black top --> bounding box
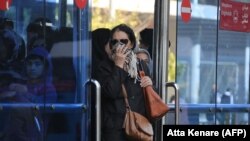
[96,58,150,132]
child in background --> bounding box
[3,46,57,141]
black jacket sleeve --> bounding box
[96,60,128,99]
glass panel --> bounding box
[0,0,90,140]
[218,4,249,125]
[175,0,250,125]
[176,0,217,125]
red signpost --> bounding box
[75,0,87,9]
[181,0,192,23]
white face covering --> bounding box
[124,49,138,79]
[111,41,139,81]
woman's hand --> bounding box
[9,83,28,94]
[140,76,153,87]
[113,44,130,68]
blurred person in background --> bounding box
[139,28,153,57]
[89,28,111,141]
[0,17,26,61]
[134,47,153,77]
[220,88,234,124]
[26,17,55,52]
[206,84,223,124]
[3,46,57,141]
[91,28,111,79]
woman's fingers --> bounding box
[114,46,129,68]
[116,45,128,54]
[140,76,153,87]
[9,83,28,93]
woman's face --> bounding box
[136,52,149,64]
[111,30,133,50]
[26,58,45,79]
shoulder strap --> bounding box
[138,70,146,95]
[121,84,130,109]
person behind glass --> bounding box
[134,47,153,77]
[220,88,233,124]
[0,17,26,61]
[26,17,55,52]
[0,29,25,101]
[92,28,111,79]
[96,24,153,141]
[0,28,26,139]
[18,46,57,103]
[89,28,111,141]
[139,28,153,57]
[3,46,57,141]
[206,84,222,124]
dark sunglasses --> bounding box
[110,39,129,46]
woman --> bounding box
[92,28,111,79]
[96,24,153,141]
[90,28,111,141]
[134,47,153,77]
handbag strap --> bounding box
[121,84,130,109]
[139,70,146,95]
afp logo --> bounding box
[222,129,246,138]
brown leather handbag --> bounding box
[139,71,169,121]
[121,84,153,141]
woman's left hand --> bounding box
[140,76,153,87]
[9,83,28,94]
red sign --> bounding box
[0,0,12,11]
[181,0,191,23]
[220,0,250,32]
[75,0,87,9]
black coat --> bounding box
[96,59,151,141]
[3,107,44,141]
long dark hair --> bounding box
[110,24,136,50]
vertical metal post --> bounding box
[165,82,179,125]
[90,79,101,141]
[154,0,170,140]
[83,79,101,141]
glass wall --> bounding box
[172,0,250,125]
[0,0,91,140]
